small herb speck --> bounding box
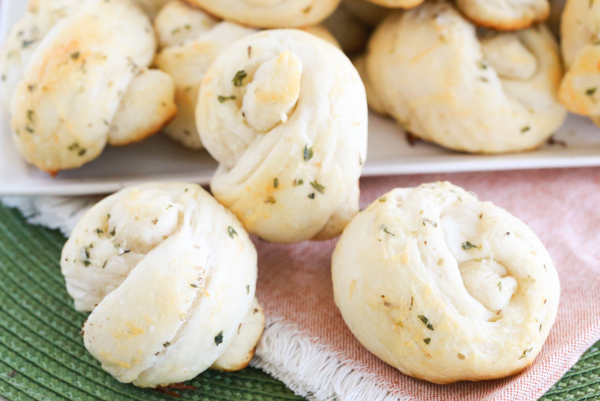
[294,179,304,186]
[310,180,325,194]
[462,241,478,250]
[232,70,247,87]
[308,193,315,199]
[163,342,171,348]
[587,87,597,96]
[265,196,276,204]
[228,226,238,238]
[246,285,250,294]
[303,144,314,162]
[215,331,224,346]
[78,148,86,156]
[417,315,434,330]
[71,52,80,60]
[274,178,279,188]
[383,227,395,236]
[218,95,236,103]
[498,281,502,291]
[424,338,431,345]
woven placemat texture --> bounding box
[0,203,597,401]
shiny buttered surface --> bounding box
[559,0,600,127]
[154,1,256,149]
[362,2,566,154]
[0,0,176,173]
[332,182,560,384]
[197,29,368,243]
[61,183,264,387]
[183,0,341,28]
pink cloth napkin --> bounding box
[252,167,600,401]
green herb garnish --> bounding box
[417,315,434,330]
[228,226,238,238]
[310,180,325,194]
[218,95,236,103]
[424,338,431,345]
[232,70,247,87]
[274,178,279,189]
[214,331,224,346]
[303,144,313,162]
[383,227,395,236]
[462,241,478,250]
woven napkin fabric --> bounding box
[1,167,600,401]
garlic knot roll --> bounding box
[363,2,566,154]
[332,182,560,384]
[197,29,368,243]
[185,0,341,29]
[61,183,264,387]
[0,0,176,173]
[558,0,600,127]
[456,0,550,31]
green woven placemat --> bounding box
[0,203,597,401]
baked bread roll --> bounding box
[155,1,256,149]
[558,0,600,127]
[0,0,176,174]
[62,182,264,387]
[196,29,368,243]
[183,0,341,28]
[456,0,550,31]
[332,182,560,384]
[363,2,566,154]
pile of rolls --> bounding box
[0,0,567,392]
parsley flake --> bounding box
[462,241,478,250]
[310,180,325,194]
[587,87,597,96]
[232,70,247,87]
[417,315,434,330]
[228,226,238,238]
[303,144,314,162]
[214,331,224,346]
[218,95,236,103]
[274,178,279,189]
[294,179,304,186]
[383,227,395,236]
[424,338,431,345]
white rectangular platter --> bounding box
[2,0,600,196]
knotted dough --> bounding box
[0,0,176,173]
[558,0,600,127]
[456,0,550,31]
[362,2,566,154]
[61,182,264,387]
[196,29,368,243]
[332,182,560,384]
[184,0,341,28]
